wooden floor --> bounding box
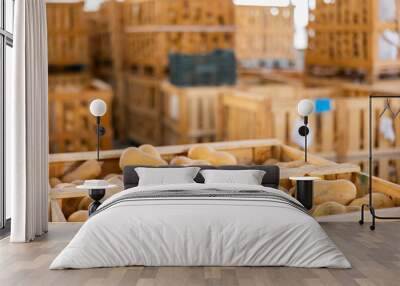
[0,222,399,286]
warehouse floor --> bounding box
[0,222,399,286]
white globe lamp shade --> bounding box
[90,99,107,117]
[297,99,314,116]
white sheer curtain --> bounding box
[7,0,49,242]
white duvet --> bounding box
[50,183,351,269]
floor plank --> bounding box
[0,222,399,286]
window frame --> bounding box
[0,0,14,232]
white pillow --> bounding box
[200,169,266,185]
[135,167,200,186]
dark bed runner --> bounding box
[92,189,309,217]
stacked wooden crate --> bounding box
[333,88,400,182]
[306,0,400,82]
[48,82,114,153]
[123,0,235,77]
[304,77,400,181]
[230,69,400,183]
[161,82,227,145]
[125,75,162,145]
[47,1,90,90]
[87,0,125,139]
[46,1,114,153]
[235,5,295,66]
[122,0,235,145]
[216,84,339,157]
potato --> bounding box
[49,177,61,188]
[276,160,306,168]
[170,156,211,166]
[139,144,162,159]
[313,201,347,217]
[62,198,82,219]
[78,197,93,211]
[288,187,295,197]
[346,206,361,213]
[62,160,102,183]
[188,145,237,166]
[208,152,237,166]
[263,158,279,165]
[314,180,357,205]
[119,147,167,170]
[68,210,89,222]
[188,145,214,159]
[349,193,395,209]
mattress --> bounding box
[50,183,351,269]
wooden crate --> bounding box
[46,1,90,67]
[125,74,163,145]
[88,1,124,79]
[313,79,400,103]
[306,0,400,82]
[48,139,400,222]
[48,72,90,92]
[338,153,400,185]
[122,0,235,78]
[217,85,338,156]
[239,68,400,97]
[87,1,125,139]
[235,5,295,62]
[336,97,400,157]
[124,31,235,78]
[218,83,400,159]
[48,82,114,153]
[46,1,87,32]
[122,0,234,26]
[162,82,225,145]
[47,33,90,67]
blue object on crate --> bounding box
[314,98,332,113]
[168,49,236,86]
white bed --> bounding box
[50,183,351,269]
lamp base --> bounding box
[88,188,106,215]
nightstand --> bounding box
[289,177,321,210]
[77,183,116,215]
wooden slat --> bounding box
[50,200,67,223]
[162,82,223,144]
[46,1,89,66]
[280,163,360,179]
[235,5,295,62]
[125,74,163,145]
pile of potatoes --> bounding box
[51,144,238,222]
[119,144,237,169]
[51,144,397,221]
[301,180,395,217]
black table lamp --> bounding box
[297,99,314,163]
[89,99,107,161]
